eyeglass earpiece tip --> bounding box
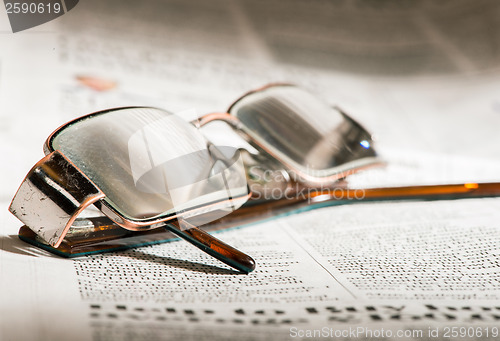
[238,254,256,274]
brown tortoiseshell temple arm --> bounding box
[163,219,255,274]
[308,182,500,202]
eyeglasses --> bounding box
[9,84,500,273]
[21,85,500,273]
[15,84,498,273]
[9,84,383,272]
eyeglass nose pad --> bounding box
[242,150,293,200]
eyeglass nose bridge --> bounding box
[193,112,241,129]
[9,150,105,248]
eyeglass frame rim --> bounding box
[196,83,383,187]
[37,106,251,234]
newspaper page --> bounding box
[1,0,500,340]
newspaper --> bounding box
[2,0,500,340]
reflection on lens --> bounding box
[229,85,379,184]
[49,107,248,225]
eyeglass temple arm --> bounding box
[309,182,500,202]
[163,219,255,274]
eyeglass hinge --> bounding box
[9,150,105,248]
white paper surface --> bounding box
[2,1,500,340]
